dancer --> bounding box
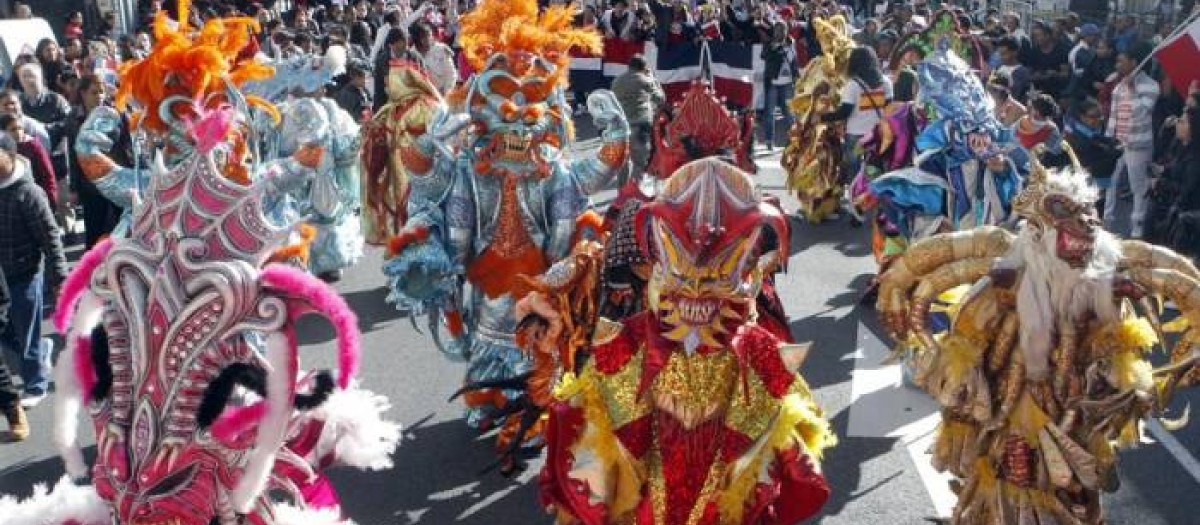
[533,158,833,525]
[783,15,853,223]
[382,0,629,433]
[877,157,1200,524]
[1,5,400,524]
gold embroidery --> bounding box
[594,350,650,428]
[650,351,738,429]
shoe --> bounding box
[3,403,28,442]
[20,391,46,409]
[318,269,343,283]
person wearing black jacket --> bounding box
[66,75,127,249]
[761,22,800,149]
[1157,105,1200,257]
[0,265,25,442]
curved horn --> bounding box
[1120,240,1200,281]
[1123,268,1200,408]
[877,226,1015,340]
[908,258,996,353]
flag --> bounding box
[707,40,755,108]
[601,38,646,77]
[655,42,705,105]
[569,46,606,95]
[1155,16,1200,95]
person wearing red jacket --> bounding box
[0,113,56,211]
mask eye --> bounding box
[1043,195,1074,220]
[146,464,197,497]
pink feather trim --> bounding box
[74,335,97,404]
[261,265,361,389]
[211,401,269,446]
[54,238,113,334]
[186,102,236,155]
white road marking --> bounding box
[1145,418,1200,486]
[848,323,957,517]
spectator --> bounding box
[410,23,457,96]
[370,4,432,61]
[0,113,56,208]
[0,265,25,441]
[633,5,658,42]
[875,29,898,72]
[0,146,66,410]
[62,37,86,70]
[1026,21,1070,98]
[1066,23,1101,100]
[1081,38,1116,104]
[1103,46,1159,238]
[11,2,30,19]
[1155,106,1200,256]
[1065,98,1121,213]
[294,32,319,56]
[994,37,1032,101]
[1015,94,1065,163]
[1113,14,1138,54]
[35,39,69,100]
[335,63,373,122]
[368,0,388,30]
[856,18,880,48]
[662,3,695,46]
[294,6,322,35]
[64,11,85,40]
[56,69,81,106]
[272,30,303,59]
[0,90,49,152]
[16,64,70,128]
[611,54,664,184]
[66,76,125,249]
[988,74,1027,127]
[603,0,638,41]
[261,18,286,58]
[697,4,722,40]
[117,34,144,62]
[761,21,799,150]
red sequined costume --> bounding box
[534,158,834,525]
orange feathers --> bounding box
[458,0,601,88]
[116,2,273,135]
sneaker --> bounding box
[20,392,46,409]
[3,403,28,441]
[318,269,343,283]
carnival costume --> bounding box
[0,6,400,525]
[530,158,833,525]
[246,52,366,277]
[648,81,756,179]
[782,15,852,223]
[359,61,444,245]
[877,158,1200,524]
[381,0,630,429]
[869,45,1023,254]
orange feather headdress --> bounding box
[116,0,277,135]
[458,0,602,88]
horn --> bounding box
[877,226,1014,340]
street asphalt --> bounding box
[1,133,1199,525]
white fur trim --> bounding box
[0,477,110,525]
[232,332,294,512]
[272,502,355,525]
[312,385,402,471]
[53,292,105,478]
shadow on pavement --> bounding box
[333,415,543,525]
[296,286,407,345]
[0,446,91,498]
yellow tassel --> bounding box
[717,391,835,523]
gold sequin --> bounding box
[651,351,738,429]
[594,350,650,428]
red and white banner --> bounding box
[569,39,768,110]
[1155,15,1200,96]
